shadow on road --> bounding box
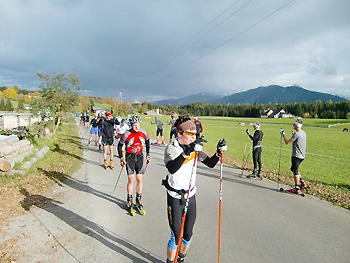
[53,143,104,167]
[197,170,277,192]
[37,168,126,211]
[19,188,163,263]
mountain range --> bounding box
[153,85,345,105]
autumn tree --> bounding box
[31,72,80,137]
[3,88,16,100]
[24,94,31,104]
[13,85,19,93]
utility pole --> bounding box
[119,91,123,104]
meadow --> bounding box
[141,115,350,192]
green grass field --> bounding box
[140,115,350,192]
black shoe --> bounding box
[177,253,186,263]
[246,171,257,178]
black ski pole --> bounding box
[113,166,124,193]
[240,143,247,177]
[81,127,89,140]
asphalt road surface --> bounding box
[2,124,350,263]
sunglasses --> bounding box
[182,130,196,136]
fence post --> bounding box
[17,114,20,127]
[0,114,4,130]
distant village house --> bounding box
[261,108,294,118]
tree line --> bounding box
[141,100,350,119]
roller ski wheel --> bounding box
[135,202,146,216]
[280,187,305,197]
[127,202,136,217]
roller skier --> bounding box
[162,116,227,263]
[280,119,307,194]
[118,115,151,216]
[101,112,115,169]
[245,122,263,179]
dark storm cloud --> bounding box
[0,0,349,101]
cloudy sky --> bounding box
[1,0,349,102]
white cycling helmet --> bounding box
[129,115,142,124]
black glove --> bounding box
[216,139,227,154]
[183,142,196,156]
[195,135,207,146]
[246,129,250,135]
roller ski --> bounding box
[246,170,263,180]
[279,187,305,197]
[109,160,114,170]
[104,160,109,169]
[135,200,146,216]
[126,199,136,217]
[135,194,146,216]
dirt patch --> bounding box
[0,172,58,262]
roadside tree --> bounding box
[31,71,80,138]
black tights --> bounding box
[167,193,196,244]
[252,148,262,172]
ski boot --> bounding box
[104,159,109,169]
[110,160,114,170]
[127,196,136,217]
[246,170,257,179]
[177,253,186,263]
[135,194,146,216]
[286,187,300,194]
[256,170,263,180]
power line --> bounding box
[151,0,248,75]
[170,0,296,75]
[186,0,254,49]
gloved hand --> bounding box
[195,135,207,145]
[217,139,228,154]
[146,154,151,164]
[120,157,126,167]
[246,129,250,135]
[280,129,285,136]
[183,142,196,156]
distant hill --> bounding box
[154,92,223,105]
[211,85,345,104]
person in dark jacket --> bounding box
[246,122,263,179]
[101,112,116,169]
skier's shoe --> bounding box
[110,160,114,170]
[246,171,257,179]
[135,199,146,216]
[286,188,300,194]
[256,171,263,180]
[127,201,136,216]
[104,160,109,169]
[177,253,186,263]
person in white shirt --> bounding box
[162,116,227,263]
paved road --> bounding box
[4,124,350,263]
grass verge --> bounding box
[0,121,83,238]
